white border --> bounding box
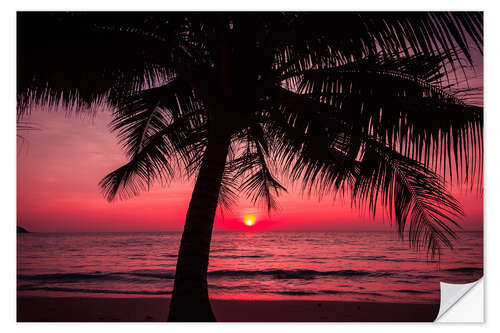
[2,1,499,332]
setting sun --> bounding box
[243,214,256,226]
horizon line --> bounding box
[18,229,484,233]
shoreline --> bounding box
[17,296,440,322]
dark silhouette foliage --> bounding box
[17,12,483,320]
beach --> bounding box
[17,232,481,322]
[17,296,439,322]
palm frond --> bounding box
[263,86,464,255]
[272,12,482,88]
[261,91,354,198]
[285,55,482,184]
[99,127,177,201]
[17,120,40,151]
[352,139,463,256]
[18,12,482,258]
[226,125,286,213]
[100,112,207,201]
[218,169,239,210]
[17,13,180,114]
[111,78,203,156]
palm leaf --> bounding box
[17,13,189,114]
[273,12,482,80]
[17,12,483,258]
[100,112,207,201]
[352,139,463,256]
[226,124,286,212]
[263,86,465,256]
[284,55,482,184]
[111,77,202,157]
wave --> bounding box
[161,254,178,258]
[444,267,483,273]
[17,272,117,282]
[273,290,386,297]
[18,285,390,297]
[208,269,375,279]
[127,270,176,279]
[395,289,432,294]
[345,255,427,263]
[17,270,176,282]
[274,291,318,296]
[17,286,171,295]
[18,268,380,284]
[211,254,270,259]
[208,284,251,290]
[417,275,440,280]
[321,290,342,294]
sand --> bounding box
[17,296,439,322]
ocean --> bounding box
[17,231,483,303]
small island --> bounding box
[17,226,29,233]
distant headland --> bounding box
[17,226,29,233]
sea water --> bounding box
[17,231,483,303]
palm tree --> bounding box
[17,12,483,321]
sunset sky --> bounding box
[16,29,484,233]
[17,101,483,233]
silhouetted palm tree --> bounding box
[17,12,483,321]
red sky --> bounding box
[17,104,483,233]
[17,42,483,233]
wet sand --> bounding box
[17,296,439,322]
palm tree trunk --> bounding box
[167,129,230,322]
